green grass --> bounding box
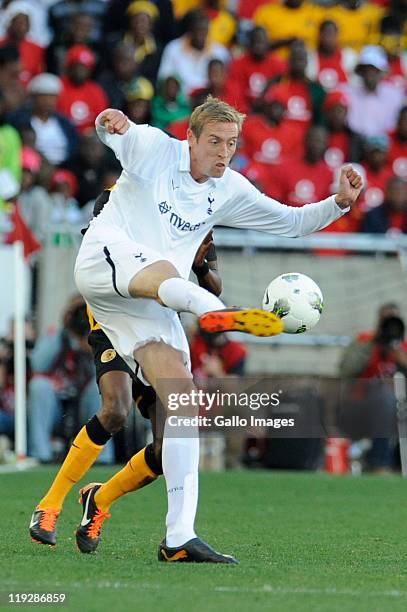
[0,468,406,611]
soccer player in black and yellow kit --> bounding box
[29,189,222,559]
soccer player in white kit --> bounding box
[74,97,363,563]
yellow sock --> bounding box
[94,447,158,512]
[38,427,104,510]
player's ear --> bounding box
[187,128,196,147]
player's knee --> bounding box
[99,387,132,433]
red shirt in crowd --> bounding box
[359,164,394,212]
[190,334,247,376]
[57,77,108,132]
[0,37,44,86]
[167,117,189,140]
[241,114,303,165]
[388,131,407,180]
[313,50,348,91]
[276,157,334,206]
[356,331,407,379]
[225,52,286,113]
[324,131,352,170]
[242,160,282,200]
[266,80,313,139]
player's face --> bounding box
[188,121,239,183]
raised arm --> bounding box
[223,165,363,237]
[95,109,176,176]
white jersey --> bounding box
[89,114,348,279]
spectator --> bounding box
[265,40,326,137]
[379,15,407,91]
[225,26,286,113]
[18,146,53,243]
[9,73,78,165]
[57,45,108,133]
[362,176,407,234]
[360,135,394,213]
[151,76,189,130]
[0,90,22,183]
[97,43,139,110]
[48,0,107,44]
[203,0,237,49]
[338,303,407,473]
[322,90,364,171]
[241,85,302,166]
[157,9,229,94]
[0,1,45,86]
[275,125,334,205]
[253,0,323,55]
[190,330,247,379]
[307,20,355,92]
[166,89,207,139]
[27,296,113,463]
[389,106,407,181]
[345,45,405,138]
[49,168,83,227]
[120,0,162,85]
[190,58,231,103]
[46,11,97,75]
[124,75,154,124]
[327,0,385,53]
[0,1,51,48]
[103,0,176,46]
[66,129,119,208]
[0,44,26,112]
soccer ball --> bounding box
[262,273,323,334]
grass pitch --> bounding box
[0,468,406,611]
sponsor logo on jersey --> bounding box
[101,349,116,363]
[158,202,207,231]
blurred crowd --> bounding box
[0,0,406,240]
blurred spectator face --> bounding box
[305,126,328,162]
[325,102,348,131]
[358,65,382,92]
[113,44,138,81]
[365,138,389,171]
[67,62,91,85]
[289,41,307,77]
[79,130,105,166]
[32,93,58,117]
[0,51,22,85]
[263,100,285,124]
[378,303,401,324]
[7,12,29,41]
[127,98,151,124]
[163,76,180,102]
[189,14,209,51]
[319,21,338,54]
[52,170,78,199]
[19,124,36,148]
[397,108,407,140]
[386,177,407,212]
[208,60,226,91]
[249,27,269,60]
[70,13,95,45]
[129,11,153,40]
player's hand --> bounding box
[193,231,214,267]
[335,164,364,209]
[101,109,130,135]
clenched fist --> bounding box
[101,109,130,135]
[335,164,364,209]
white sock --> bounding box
[162,420,199,547]
[158,278,224,317]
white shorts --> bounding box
[74,226,191,385]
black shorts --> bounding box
[88,328,156,419]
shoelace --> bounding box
[39,509,59,532]
[88,510,111,539]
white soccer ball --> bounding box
[262,273,323,334]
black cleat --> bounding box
[29,507,60,546]
[158,537,238,564]
[76,483,111,554]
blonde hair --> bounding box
[189,96,246,139]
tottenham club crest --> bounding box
[159,201,171,214]
[207,196,215,215]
